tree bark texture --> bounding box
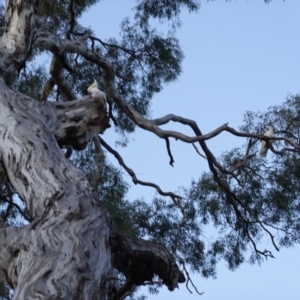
[0,79,113,299]
[0,0,35,75]
[0,79,184,299]
[0,1,185,299]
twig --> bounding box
[192,143,206,159]
[1,184,31,222]
[108,102,118,126]
[177,256,204,296]
[165,138,175,166]
[89,36,137,57]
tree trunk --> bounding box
[0,79,113,299]
[0,1,185,299]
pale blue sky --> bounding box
[82,1,300,299]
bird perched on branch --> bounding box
[259,126,273,157]
[87,79,107,110]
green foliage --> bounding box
[12,66,48,100]
[187,94,300,273]
[35,0,98,37]
[0,0,292,298]
[134,0,200,28]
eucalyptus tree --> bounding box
[0,0,295,300]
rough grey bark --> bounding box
[0,1,185,299]
[0,78,113,299]
[0,0,35,75]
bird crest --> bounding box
[87,79,98,93]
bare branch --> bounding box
[87,38,133,81]
[192,143,206,159]
[32,30,292,263]
[32,32,300,152]
[89,35,136,57]
[255,219,279,252]
[99,137,181,199]
[177,256,204,296]
[246,228,275,259]
[165,138,175,166]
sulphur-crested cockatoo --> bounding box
[87,79,106,109]
[259,126,273,157]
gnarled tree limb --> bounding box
[110,232,185,292]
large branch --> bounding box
[33,31,289,260]
[0,0,36,75]
[52,96,109,149]
[0,78,110,213]
[33,32,300,151]
[110,232,185,292]
[0,76,186,298]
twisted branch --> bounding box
[99,137,181,199]
[32,30,298,264]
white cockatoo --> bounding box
[87,79,107,110]
[259,126,273,157]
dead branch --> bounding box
[33,32,300,150]
[177,255,204,296]
[32,30,294,261]
[99,137,181,199]
[165,138,175,166]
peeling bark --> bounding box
[0,77,185,299]
[0,0,36,75]
[0,1,186,299]
[0,79,113,299]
